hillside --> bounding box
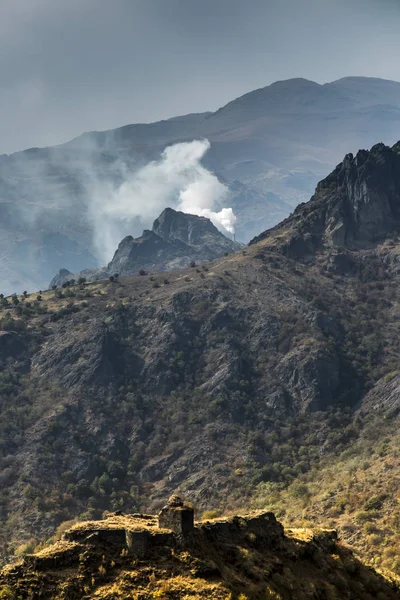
[1,501,399,600]
[2,77,400,293]
[3,140,400,577]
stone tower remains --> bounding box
[158,495,194,536]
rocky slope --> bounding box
[251,141,400,252]
[50,208,241,286]
[2,77,400,294]
[2,505,399,600]
[2,142,400,575]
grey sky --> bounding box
[1,0,400,154]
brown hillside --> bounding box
[2,141,400,579]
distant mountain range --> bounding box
[2,76,400,294]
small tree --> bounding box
[109,275,115,282]
[190,260,196,268]
[23,290,28,298]
[139,269,146,276]
[78,277,86,285]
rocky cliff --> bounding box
[251,142,400,255]
[50,208,241,287]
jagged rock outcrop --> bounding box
[49,268,73,288]
[50,208,241,286]
[251,141,400,256]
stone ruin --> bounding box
[19,495,287,571]
[158,494,194,536]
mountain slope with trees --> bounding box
[2,142,400,577]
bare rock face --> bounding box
[49,268,73,288]
[50,208,241,286]
[251,142,400,256]
[108,208,241,275]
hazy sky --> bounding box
[1,0,400,154]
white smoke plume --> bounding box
[89,139,237,263]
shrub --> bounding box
[190,260,196,268]
[366,533,383,546]
[52,519,79,541]
[14,537,37,557]
[202,509,222,520]
[139,269,147,276]
[364,494,387,511]
[363,522,378,534]
[289,483,310,499]
[354,510,379,523]
[0,585,15,600]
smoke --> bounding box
[89,139,237,263]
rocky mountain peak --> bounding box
[251,141,400,256]
[152,207,220,246]
[50,208,240,287]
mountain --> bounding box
[50,208,241,287]
[2,504,399,600]
[2,76,400,294]
[3,141,400,575]
[251,141,400,251]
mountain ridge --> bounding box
[250,141,400,253]
[50,207,241,287]
[2,76,400,294]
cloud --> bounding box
[88,139,236,263]
[1,0,400,153]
